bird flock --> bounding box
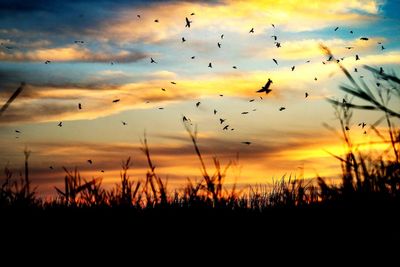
[0,10,389,171]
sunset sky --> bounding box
[0,0,399,196]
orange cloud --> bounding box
[0,45,147,62]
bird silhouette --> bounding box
[360,37,369,41]
[221,34,224,39]
[358,122,367,128]
[15,130,21,133]
[275,42,281,48]
[249,28,254,33]
[154,19,159,23]
[214,109,217,115]
[190,13,195,16]
[58,122,62,127]
[350,30,354,34]
[78,103,82,109]
[88,160,93,164]
[183,116,188,122]
[232,66,237,69]
[273,58,278,65]
[185,17,192,28]
[122,121,127,125]
[249,99,255,102]
[381,45,385,50]
[158,107,164,110]
[334,27,339,31]
[0,82,25,117]
[345,46,354,49]
[223,125,229,130]
[305,92,309,98]
[291,66,295,71]
[171,81,176,85]
[150,57,157,63]
[257,78,273,94]
[345,126,350,131]
[45,60,51,64]
[196,101,201,107]
[279,107,286,111]
[49,166,54,170]
[354,68,358,72]
[161,88,166,91]
[242,142,251,145]
[113,99,120,103]
[208,62,212,68]
[271,35,277,41]
[191,56,195,59]
[137,14,141,18]
[241,112,249,114]
[379,67,384,74]
[219,118,225,124]
[217,42,221,48]
[355,54,360,60]
[182,37,186,42]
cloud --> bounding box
[94,0,383,44]
[0,45,148,62]
[246,37,387,61]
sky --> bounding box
[0,0,399,196]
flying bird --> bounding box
[345,46,354,49]
[232,66,237,69]
[358,122,367,128]
[137,15,141,18]
[217,42,221,48]
[334,27,339,31]
[214,109,217,115]
[191,56,195,59]
[223,125,229,130]
[183,116,188,122]
[78,103,82,109]
[305,92,309,98]
[271,35,277,41]
[355,54,360,60]
[185,17,192,28]
[161,88,166,91]
[241,112,249,114]
[381,45,385,50]
[279,107,286,111]
[15,130,21,134]
[122,121,127,125]
[58,122,62,127]
[219,118,225,124]
[291,66,295,71]
[256,78,273,94]
[350,30,354,34]
[271,24,275,28]
[208,62,212,68]
[190,13,195,16]
[45,60,51,64]
[249,99,255,102]
[113,99,120,103]
[0,82,25,117]
[154,19,159,23]
[182,37,186,42]
[150,57,157,63]
[221,34,224,39]
[273,58,278,65]
[49,166,54,170]
[249,28,254,33]
[379,67,384,74]
[345,126,350,131]
[242,142,251,145]
[196,101,201,107]
[275,42,281,48]
[158,107,164,110]
[360,37,369,41]
[354,68,358,72]
[88,160,93,164]
[171,81,176,85]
